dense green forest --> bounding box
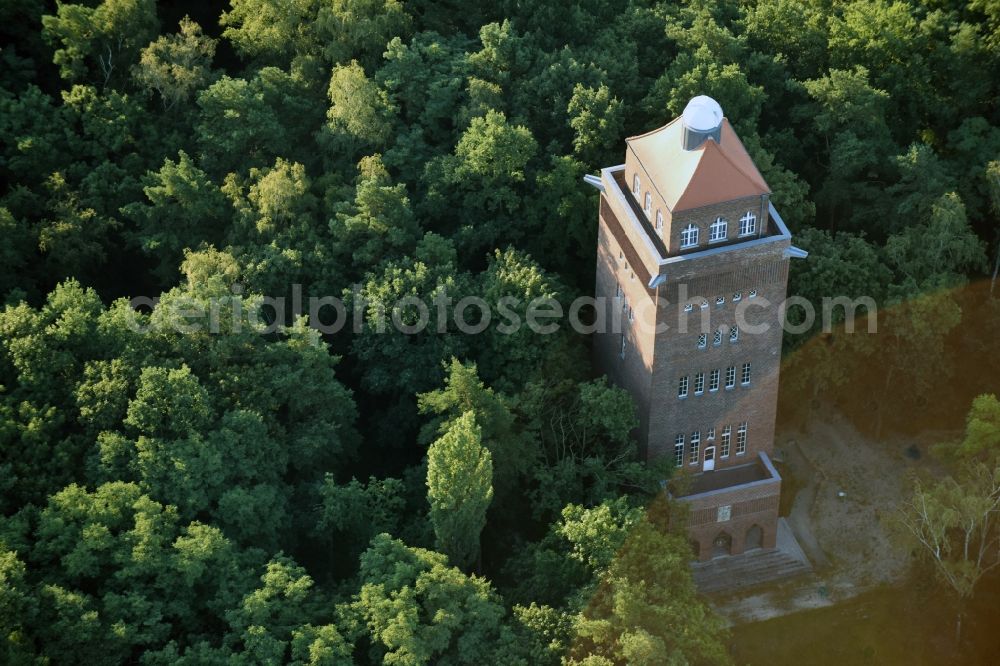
[1,0,999,663]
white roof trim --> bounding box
[599,165,799,274]
[582,173,605,192]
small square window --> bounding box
[700,299,708,309]
[707,427,716,440]
[684,303,694,312]
[733,292,742,302]
[749,289,758,298]
[716,296,725,306]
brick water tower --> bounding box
[585,96,808,561]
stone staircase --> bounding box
[692,518,812,595]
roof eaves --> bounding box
[624,115,683,144]
[602,164,666,264]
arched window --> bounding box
[712,532,732,558]
[709,217,727,242]
[739,211,757,236]
[680,224,699,248]
[632,174,640,195]
[644,192,652,214]
[655,210,663,231]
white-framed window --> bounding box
[674,435,685,466]
[689,431,701,464]
[678,375,689,398]
[684,303,694,312]
[742,362,751,385]
[721,426,731,457]
[709,369,720,392]
[730,325,739,343]
[656,210,663,231]
[709,217,728,242]
[680,224,699,248]
[633,174,640,195]
[694,372,705,394]
[737,422,748,454]
[713,329,723,346]
[707,427,716,441]
[644,192,652,214]
[739,211,757,236]
[749,289,757,298]
[697,333,707,349]
[725,366,736,389]
[700,298,709,309]
[620,334,626,359]
[716,296,725,307]
[733,292,742,302]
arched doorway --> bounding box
[745,524,763,550]
[712,531,732,558]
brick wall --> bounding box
[668,195,771,255]
[593,203,654,447]
[647,241,790,469]
[680,476,781,560]
[623,150,771,256]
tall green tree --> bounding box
[133,16,218,111]
[42,0,159,86]
[426,411,493,570]
[351,533,514,664]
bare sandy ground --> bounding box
[711,411,958,623]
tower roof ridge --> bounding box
[626,117,770,212]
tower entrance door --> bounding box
[703,446,715,471]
